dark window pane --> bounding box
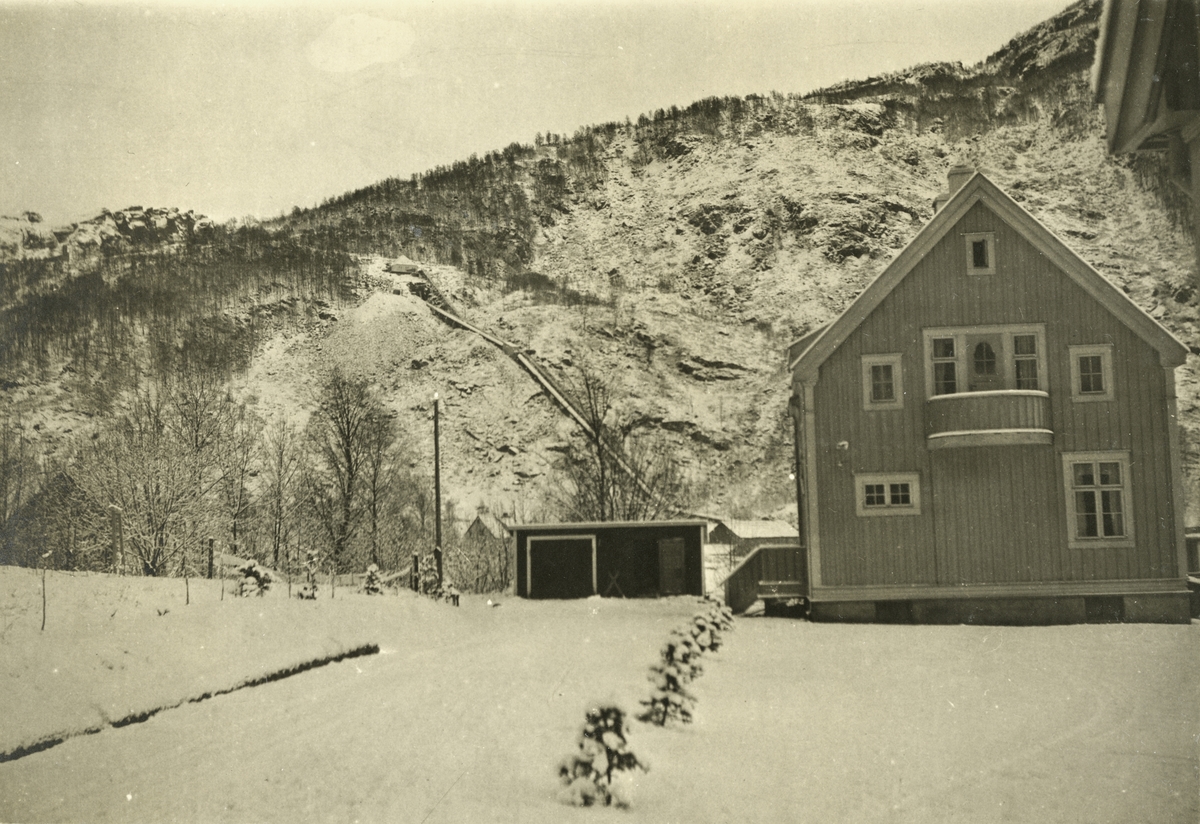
[1099,462,1121,486]
[871,364,894,401]
[889,483,911,505]
[932,338,955,359]
[1013,335,1036,356]
[1072,463,1095,487]
[1079,355,1104,393]
[1101,490,1124,536]
[934,362,956,395]
[972,239,989,269]
[864,484,886,506]
[1076,491,1098,537]
[1015,359,1039,390]
[973,342,997,375]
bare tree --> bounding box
[304,369,395,572]
[0,409,34,527]
[217,403,263,548]
[72,384,207,575]
[259,419,302,570]
[568,364,618,521]
[362,413,398,568]
[555,365,686,522]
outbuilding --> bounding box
[514,520,707,599]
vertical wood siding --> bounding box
[722,546,807,613]
[807,200,1178,588]
[926,392,1049,436]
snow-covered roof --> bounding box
[715,519,798,540]
[511,519,708,532]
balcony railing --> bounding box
[926,390,1052,449]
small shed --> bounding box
[708,518,800,556]
[514,520,707,599]
[464,512,509,545]
[385,255,422,275]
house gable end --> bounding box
[790,172,1187,382]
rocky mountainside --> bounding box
[3,0,1198,527]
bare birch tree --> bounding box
[304,368,395,572]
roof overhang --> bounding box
[512,519,709,533]
[1094,0,1200,154]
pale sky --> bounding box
[0,1,1074,226]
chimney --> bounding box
[933,164,975,213]
[947,164,974,193]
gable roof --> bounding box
[465,512,510,538]
[786,323,829,366]
[714,518,799,540]
[790,171,1188,380]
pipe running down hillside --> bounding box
[415,296,657,503]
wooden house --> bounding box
[787,169,1191,624]
[514,520,707,599]
[463,512,509,546]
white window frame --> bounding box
[1061,452,1134,549]
[855,472,921,517]
[1069,344,1115,403]
[922,325,1047,398]
[860,354,904,411]
[964,232,996,275]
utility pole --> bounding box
[434,392,443,588]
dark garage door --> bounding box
[528,537,594,598]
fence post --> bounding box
[412,554,419,592]
[107,505,123,575]
[207,538,214,580]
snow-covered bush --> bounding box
[691,613,719,652]
[430,580,460,606]
[638,656,697,726]
[236,561,272,597]
[558,705,648,808]
[705,599,735,631]
[297,550,319,600]
[665,630,704,681]
[420,575,460,606]
[362,564,384,595]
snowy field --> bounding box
[0,566,1196,823]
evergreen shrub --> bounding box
[236,561,272,597]
[558,705,648,808]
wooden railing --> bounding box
[719,544,805,614]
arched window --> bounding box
[973,342,997,375]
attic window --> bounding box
[964,232,996,275]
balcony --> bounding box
[926,390,1052,449]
